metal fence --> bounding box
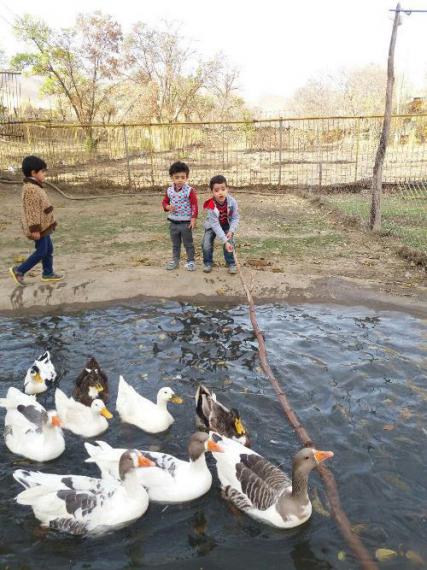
[0,115,426,253]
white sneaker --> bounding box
[185,261,196,271]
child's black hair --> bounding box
[22,155,47,177]
[209,174,227,190]
[169,161,190,177]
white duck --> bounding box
[0,387,64,462]
[210,433,334,529]
[55,388,113,438]
[116,375,183,434]
[24,351,57,395]
[85,432,224,503]
[13,450,154,535]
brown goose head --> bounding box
[291,447,334,497]
[119,450,155,480]
[188,432,224,462]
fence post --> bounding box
[122,124,132,190]
[149,125,155,188]
[354,118,361,183]
[222,124,225,170]
[317,124,322,191]
[278,118,283,187]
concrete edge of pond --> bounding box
[0,267,426,318]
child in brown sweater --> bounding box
[9,156,63,286]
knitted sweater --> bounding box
[203,194,239,243]
[162,183,198,221]
[21,178,57,239]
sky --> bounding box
[1,0,427,110]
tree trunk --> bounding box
[370,3,400,230]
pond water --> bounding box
[0,301,426,569]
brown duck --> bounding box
[195,384,249,446]
[73,357,109,407]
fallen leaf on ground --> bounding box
[383,424,395,431]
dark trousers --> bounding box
[17,235,54,276]
[169,221,195,262]
[202,227,235,266]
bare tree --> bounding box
[124,22,240,123]
[12,12,123,147]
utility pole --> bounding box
[370,3,401,231]
[370,4,427,231]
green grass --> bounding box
[241,233,344,258]
[325,194,427,253]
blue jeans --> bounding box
[17,234,54,276]
[202,228,235,266]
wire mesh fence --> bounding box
[0,115,426,253]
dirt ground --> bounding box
[0,183,426,315]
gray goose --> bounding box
[210,432,333,528]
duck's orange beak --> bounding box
[207,439,224,453]
[314,450,334,464]
[101,407,113,419]
[138,453,155,468]
[51,415,61,427]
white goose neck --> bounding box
[189,453,208,471]
[123,470,145,496]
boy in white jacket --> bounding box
[202,175,239,274]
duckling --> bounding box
[73,357,109,407]
[55,388,113,438]
[116,375,183,434]
[24,351,57,395]
[195,384,249,446]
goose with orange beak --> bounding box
[85,432,224,503]
[210,432,334,528]
[0,386,65,461]
[55,388,113,438]
[13,450,154,535]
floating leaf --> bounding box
[383,474,410,493]
[375,548,398,561]
[337,551,346,561]
[399,408,413,420]
[351,523,368,535]
[405,550,425,566]
[383,424,395,431]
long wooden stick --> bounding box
[232,250,379,570]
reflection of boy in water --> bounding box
[202,175,240,274]
[162,161,198,271]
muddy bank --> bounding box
[1,183,426,316]
[1,266,427,317]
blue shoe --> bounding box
[41,273,64,282]
[185,261,196,271]
[166,260,179,270]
